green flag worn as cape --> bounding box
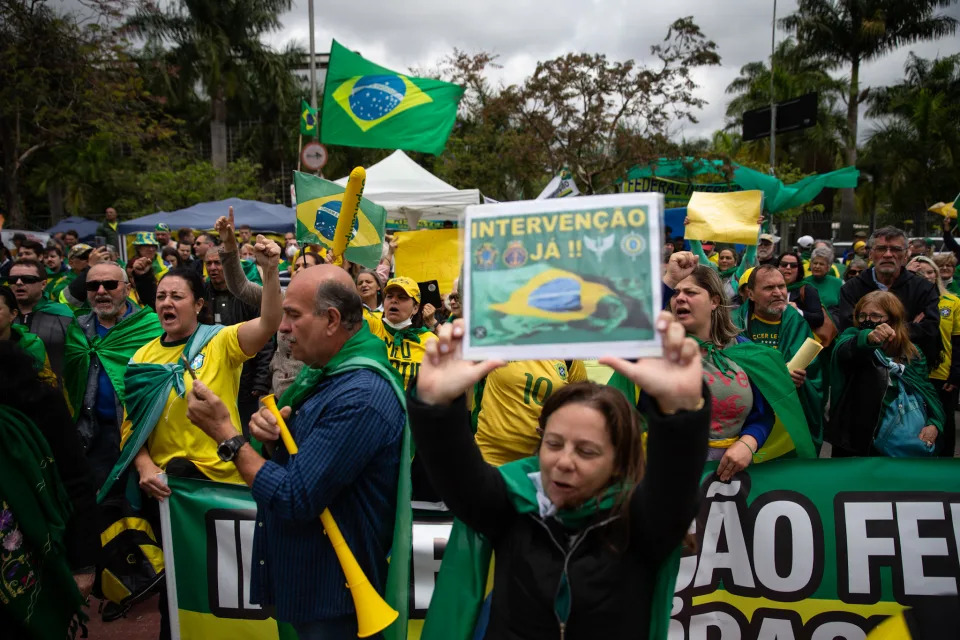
[62,305,164,421]
[277,321,412,640]
[737,303,824,446]
[32,296,76,319]
[10,323,49,371]
[98,324,223,502]
[0,405,86,637]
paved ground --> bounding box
[83,596,160,639]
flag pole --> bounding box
[308,0,317,111]
[297,134,303,172]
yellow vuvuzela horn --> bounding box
[332,166,366,267]
[260,394,398,638]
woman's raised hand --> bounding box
[215,206,238,253]
[417,319,506,406]
[600,310,703,414]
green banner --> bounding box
[463,194,664,360]
[621,175,741,207]
[159,474,452,640]
[670,457,960,637]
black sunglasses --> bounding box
[5,274,44,285]
[448,293,460,302]
[85,279,121,292]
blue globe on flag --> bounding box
[348,75,406,121]
[314,200,358,242]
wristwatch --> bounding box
[217,435,246,462]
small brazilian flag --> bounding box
[293,170,386,268]
[320,39,464,155]
[300,99,318,136]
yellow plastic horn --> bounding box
[259,394,399,638]
[333,166,366,266]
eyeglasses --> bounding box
[85,279,121,292]
[779,262,799,269]
[872,245,905,255]
[847,269,862,276]
[448,293,460,303]
[5,274,44,285]
[857,313,888,323]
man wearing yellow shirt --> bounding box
[364,276,437,390]
[474,359,587,466]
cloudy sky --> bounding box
[264,0,960,141]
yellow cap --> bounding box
[738,267,755,289]
[385,276,420,303]
[854,240,866,251]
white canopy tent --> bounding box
[334,150,480,228]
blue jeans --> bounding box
[293,615,382,640]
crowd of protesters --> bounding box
[2,200,958,640]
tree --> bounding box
[863,52,960,232]
[781,0,958,238]
[129,0,297,169]
[723,37,846,172]
[0,0,170,227]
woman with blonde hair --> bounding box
[906,255,960,457]
[829,291,944,457]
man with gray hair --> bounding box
[837,225,941,363]
[185,264,410,638]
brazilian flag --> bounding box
[299,99,318,137]
[471,263,653,346]
[293,170,386,269]
[319,39,464,155]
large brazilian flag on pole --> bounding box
[320,40,464,155]
[294,170,387,269]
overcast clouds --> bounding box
[265,0,960,141]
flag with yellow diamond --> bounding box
[320,39,464,155]
[293,170,386,268]
[300,99,318,137]
[463,194,664,360]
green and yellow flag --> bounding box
[300,99,318,137]
[320,39,464,155]
[294,170,387,268]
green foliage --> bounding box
[109,155,264,217]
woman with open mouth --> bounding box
[105,235,283,504]
[408,313,708,639]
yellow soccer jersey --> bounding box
[120,323,253,484]
[475,360,587,466]
[365,311,437,390]
[932,293,960,381]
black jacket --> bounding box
[788,283,824,329]
[204,283,275,396]
[408,390,709,639]
[828,330,891,455]
[837,268,941,365]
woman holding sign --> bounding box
[410,315,709,639]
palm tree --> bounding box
[724,37,847,172]
[863,52,960,232]
[129,0,296,169]
[781,0,958,238]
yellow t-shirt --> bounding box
[120,323,253,484]
[364,311,437,390]
[475,360,587,466]
[932,293,960,381]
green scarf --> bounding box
[804,273,842,310]
[829,327,945,433]
[382,322,432,346]
[276,322,413,640]
[0,405,86,638]
[736,302,825,445]
[786,278,806,292]
[97,324,223,502]
[240,259,264,286]
[10,323,48,370]
[62,305,164,421]
[31,296,76,319]
[422,457,660,640]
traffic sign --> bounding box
[301,142,328,171]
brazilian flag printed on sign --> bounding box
[320,39,464,155]
[293,171,386,269]
[472,263,653,347]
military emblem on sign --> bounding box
[503,241,528,268]
[620,233,646,260]
[475,243,499,270]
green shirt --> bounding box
[748,314,781,348]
